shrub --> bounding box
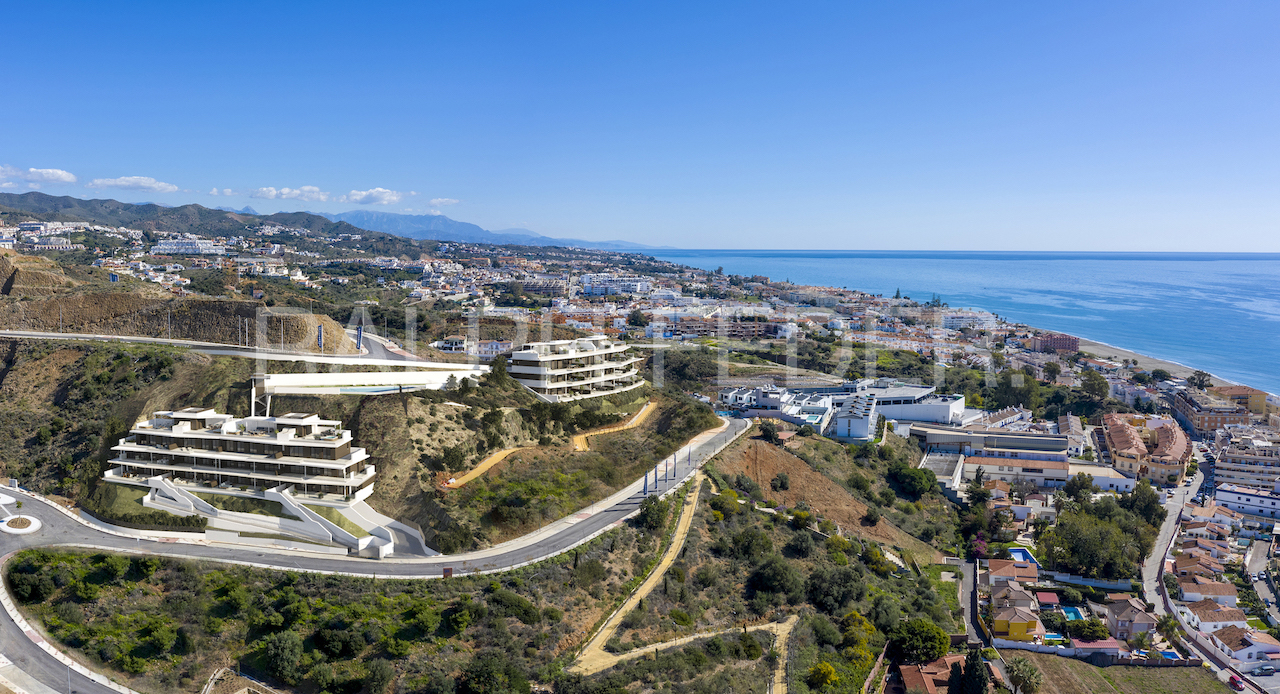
[489,588,540,625]
[807,662,839,689]
[863,507,881,525]
[893,619,949,663]
[636,496,668,532]
[365,659,394,694]
[261,630,304,684]
[771,472,790,491]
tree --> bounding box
[771,472,790,491]
[1043,362,1062,382]
[262,630,304,684]
[1156,614,1179,643]
[1005,656,1043,694]
[1063,472,1098,502]
[636,496,668,532]
[959,649,989,694]
[1151,368,1172,382]
[863,507,881,525]
[627,309,648,327]
[759,420,779,444]
[1081,369,1109,400]
[1188,370,1212,389]
[894,619,949,663]
[749,555,803,600]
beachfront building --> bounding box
[108,407,375,499]
[1027,332,1079,353]
[507,335,644,402]
[150,237,229,255]
[1101,413,1191,484]
[1172,389,1250,438]
[1209,385,1271,415]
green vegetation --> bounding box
[195,493,293,518]
[1037,478,1165,580]
[304,504,370,537]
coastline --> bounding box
[1065,336,1240,389]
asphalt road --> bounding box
[1143,469,1202,613]
[0,419,749,694]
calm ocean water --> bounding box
[647,250,1280,396]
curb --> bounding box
[0,552,145,694]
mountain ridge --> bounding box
[318,209,669,250]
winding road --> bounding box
[0,418,750,694]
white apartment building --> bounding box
[151,238,229,255]
[508,335,643,402]
[109,407,375,500]
[1216,482,1280,521]
[942,310,997,330]
[579,273,653,296]
[1213,427,1280,490]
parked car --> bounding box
[1229,674,1245,690]
[1252,664,1275,676]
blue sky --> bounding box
[2,2,1278,250]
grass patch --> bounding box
[1018,650,1231,694]
[194,493,292,518]
[100,484,149,515]
[304,504,370,537]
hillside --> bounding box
[0,192,426,258]
[0,249,78,296]
[320,209,667,249]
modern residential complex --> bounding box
[508,335,644,402]
[108,407,376,500]
[1171,389,1250,438]
[151,237,230,255]
[1215,482,1280,521]
[1212,425,1280,490]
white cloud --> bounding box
[250,185,329,202]
[339,187,404,205]
[0,165,77,185]
[0,181,15,189]
[430,198,460,207]
[209,187,220,195]
[222,188,233,196]
[25,168,78,183]
[87,176,179,193]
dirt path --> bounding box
[570,472,704,675]
[572,400,658,452]
[771,614,798,694]
[442,446,532,489]
[575,614,800,677]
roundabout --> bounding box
[0,515,41,535]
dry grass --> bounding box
[714,435,942,562]
[1017,650,1230,694]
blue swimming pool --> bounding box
[1161,650,1179,660]
[1007,547,1040,565]
[1063,606,1085,621]
[1044,633,1064,641]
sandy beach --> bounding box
[1075,337,1236,388]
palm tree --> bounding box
[1129,630,1153,652]
[1156,614,1179,644]
[1006,656,1044,694]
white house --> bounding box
[1178,577,1239,607]
[1210,626,1280,663]
[1185,599,1249,633]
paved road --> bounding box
[0,329,422,366]
[1143,469,1202,613]
[0,419,749,694]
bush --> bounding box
[749,555,803,601]
[785,531,816,558]
[863,507,881,525]
[1062,587,1083,604]
[806,662,839,689]
[636,496,668,532]
[8,570,55,603]
[261,630,304,684]
[771,472,790,491]
[365,659,395,694]
[488,587,540,625]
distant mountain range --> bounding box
[0,191,376,241]
[318,210,668,250]
[0,192,667,251]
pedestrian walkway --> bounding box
[572,472,705,675]
[572,400,658,451]
[575,614,799,677]
[442,446,533,489]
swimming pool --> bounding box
[1007,547,1039,565]
[1043,633,1064,641]
[1161,650,1179,660]
[1063,606,1085,621]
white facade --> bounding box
[831,394,878,440]
[942,311,997,330]
[151,238,229,255]
[508,335,644,402]
[1216,482,1280,521]
[108,408,374,499]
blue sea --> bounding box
[647,250,1280,396]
